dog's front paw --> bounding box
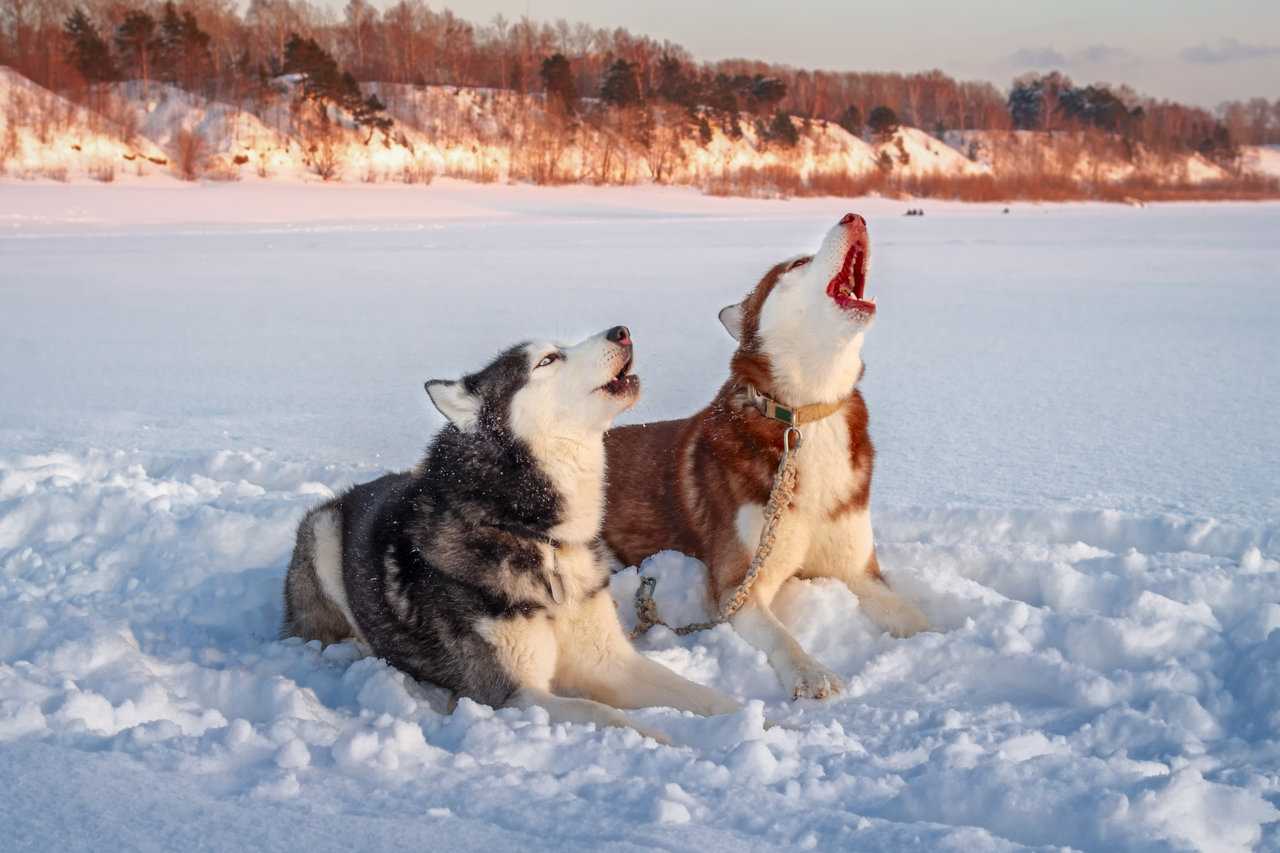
[863,592,933,638]
[886,606,932,638]
[785,661,844,700]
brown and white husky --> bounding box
[603,214,931,700]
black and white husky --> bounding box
[283,326,739,743]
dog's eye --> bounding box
[788,257,811,271]
[536,353,560,368]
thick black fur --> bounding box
[287,344,576,708]
[283,333,748,740]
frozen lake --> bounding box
[1,183,1277,851]
[2,185,1276,523]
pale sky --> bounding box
[323,0,1280,108]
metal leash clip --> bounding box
[783,426,803,455]
[635,574,657,606]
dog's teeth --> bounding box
[869,295,876,303]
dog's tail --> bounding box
[281,504,364,645]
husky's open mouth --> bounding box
[601,352,639,396]
[826,233,876,317]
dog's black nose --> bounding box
[607,326,631,346]
[840,213,865,227]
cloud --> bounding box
[1180,39,1280,65]
[1010,44,1139,70]
[1010,47,1067,68]
[1074,44,1139,66]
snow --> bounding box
[0,68,169,182]
[872,126,990,178]
[1243,145,1280,181]
[1,182,1278,852]
[944,129,1235,185]
[117,80,307,179]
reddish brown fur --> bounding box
[604,261,881,597]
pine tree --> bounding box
[156,2,182,82]
[539,53,579,116]
[283,34,343,102]
[655,55,694,109]
[751,76,787,114]
[697,114,713,146]
[176,9,211,89]
[115,9,157,84]
[1007,81,1042,130]
[1057,84,1130,133]
[338,70,363,112]
[768,109,799,147]
[340,71,393,140]
[1199,124,1240,171]
[64,8,118,84]
[1008,72,1071,131]
[867,105,899,141]
[281,36,391,140]
[156,2,210,89]
[837,104,862,136]
[353,92,394,140]
[703,72,739,120]
[600,59,641,109]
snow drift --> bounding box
[0,185,1277,851]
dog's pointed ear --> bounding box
[425,379,480,429]
[718,303,745,342]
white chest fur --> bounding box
[734,413,868,563]
[792,415,864,519]
[524,434,607,546]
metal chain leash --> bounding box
[628,426,802,640]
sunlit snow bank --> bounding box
[5,67,1269,193]
[1243,145,1280,180]
[0,68,169,182]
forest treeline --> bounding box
[3,0,1279,191]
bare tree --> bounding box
[644,104,687,182]
[340,0,377,79]
[1241,97,1269,144]
[2,0,39,69]
[246,0,312,74]
[438,9,474,86]
[487,13,508,89]
[175,127,206,179]
[185,0,241,96]
[903,73,923,128]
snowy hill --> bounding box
[115,81,305,179]
[112,78,441,183]
[870,125,991,177]
[0,66,1274,199]
[0,67,170,182]
[952,128,1228,184]
[1243,144,1280,180]
[946,128,1231,185]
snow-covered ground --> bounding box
[1,182,1278,852]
